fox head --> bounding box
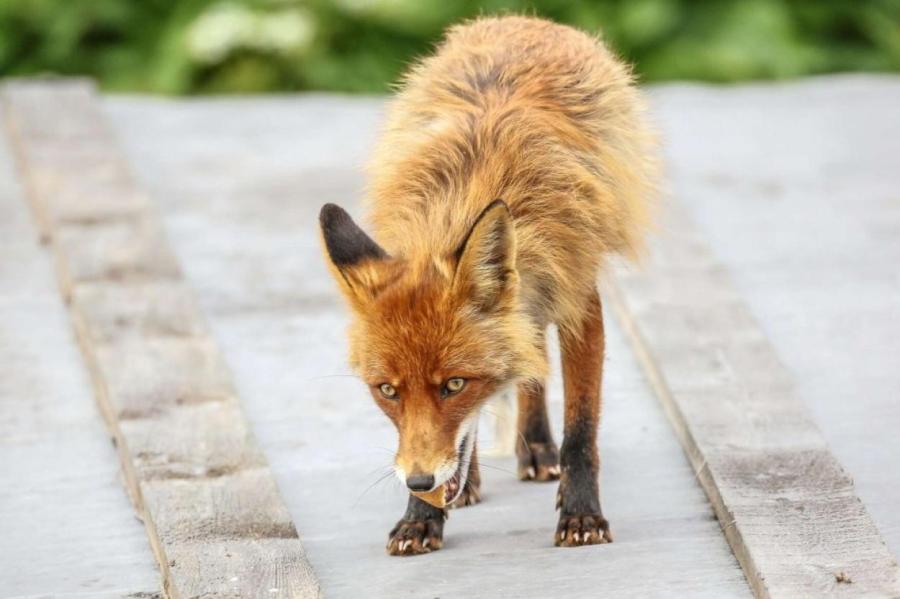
[319,200,545,505]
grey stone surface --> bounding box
[0,112,161,598]
[4,80,321,599]
[107,95,750,597]
[648,75,900,556]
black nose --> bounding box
[406,473,435,492]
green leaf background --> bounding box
[1,0,897,94]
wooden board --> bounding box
[102,84,900,598]
[0,105,161,599]
[604,202,900,597]
[1,79,321,599]
[648,77,900,556]
[106,93,754,598]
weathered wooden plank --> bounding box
[651,77,900,555]
[53,217,183,300]
[119,402,267,480]
[1,79,145,240]
[0,120,161,597]
[1,79,321,599]
[107,94,754,597]
[20,143,148,221]
[604,202,900,597]
[102,79,900,597]
[72,281,208,341]
[92,337,236,419]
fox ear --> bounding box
[453,199,517,311]
[319,203,390,307]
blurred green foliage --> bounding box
[1,0,898,94]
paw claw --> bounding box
[517,442,560,482]
[387,517,444,556]
[555,514,612,548]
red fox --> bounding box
[320,15,656,555]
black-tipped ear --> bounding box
[453,199,517,310]
[320,203,387,267]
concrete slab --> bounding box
[107,95,751,597]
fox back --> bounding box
[367,16,656,335]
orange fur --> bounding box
[367,16,657,337]
[320,16,656,503]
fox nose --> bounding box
[406,473,435,492]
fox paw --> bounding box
[387,516,444,556]
[555,514,613,547]
[517,441,560,481]
[449,484,481,509]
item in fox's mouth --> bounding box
[411,472,462,508]
[411,485,447,508]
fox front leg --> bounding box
[387,494,447,556]
[555,289,613,546]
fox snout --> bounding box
[394,435,459,491]
[392,411,480,508]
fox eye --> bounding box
[379,383,398,399]
[441,377,466,398]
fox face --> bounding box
[320,200,545,505]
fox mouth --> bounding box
[444,434,471,505]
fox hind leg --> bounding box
[516,378,560,481]
[516,329,560,481]
[555,288,612,547]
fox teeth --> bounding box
[443,468,463,503]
